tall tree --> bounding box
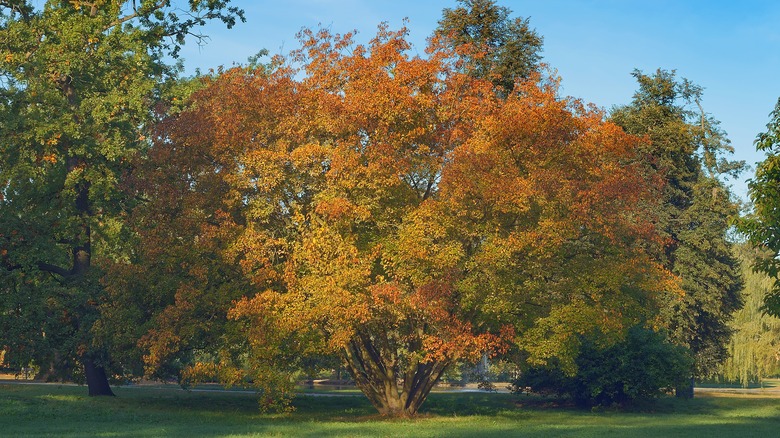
[611,69,744,387]
[0,1,243,396]
[435,0,543,95]
[720,243,780,387]
[144,26,674,416]
[741,98,780,315]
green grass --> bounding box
[2,383,780,437]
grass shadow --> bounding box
[3,383,780,437]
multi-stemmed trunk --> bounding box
[343,332,449,417]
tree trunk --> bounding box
[343,333,449,417]
[675,376,695,399]
[34,353,60,382]
[83,358,115,397]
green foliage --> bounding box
[0,1,243,390]
[435,0,543,95]
[610,69,744,378]
[720,243,780,386]
[741,98,780,316]
[512,327,693,407]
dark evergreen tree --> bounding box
[611,70,744,389]
[435,0,543,95]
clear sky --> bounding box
[176,0,780,201]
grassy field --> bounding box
[2,383,780,437]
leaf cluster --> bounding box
[435,0,543,96]
[0,0,243,382]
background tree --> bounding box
[610,69,744,391]
[719,243,780,387]
[741,98,780,316]
[145,25,675,416]
[0,0,243,396]
[435,0,543,95]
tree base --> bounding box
[675,377,695,399]
[83,358,115,397]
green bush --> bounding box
[512,327,693,407]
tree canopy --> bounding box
[0,0,243,395]
[742,98,780,316]
[0,0,758,417]
[435,0,543,95]
[610,69,744,381]
[131,23,676,416]
[720,243,780,387]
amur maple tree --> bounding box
[135,24,676,416]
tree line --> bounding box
[1,0,778,417]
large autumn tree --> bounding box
[0,1,243,396]
[135,25,675,416]
[611,70,744,389]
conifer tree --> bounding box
[611,70,744,391]
[435,0,543,96]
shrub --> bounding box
[512,327,692,407]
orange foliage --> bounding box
[132,24,677,414]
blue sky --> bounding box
[177,0,780,200]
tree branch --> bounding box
[1,261,22,272]
[37,261,72,278]
[0,1,33,21]
[108,0,167,30]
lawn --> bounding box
[2,383,780,437]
